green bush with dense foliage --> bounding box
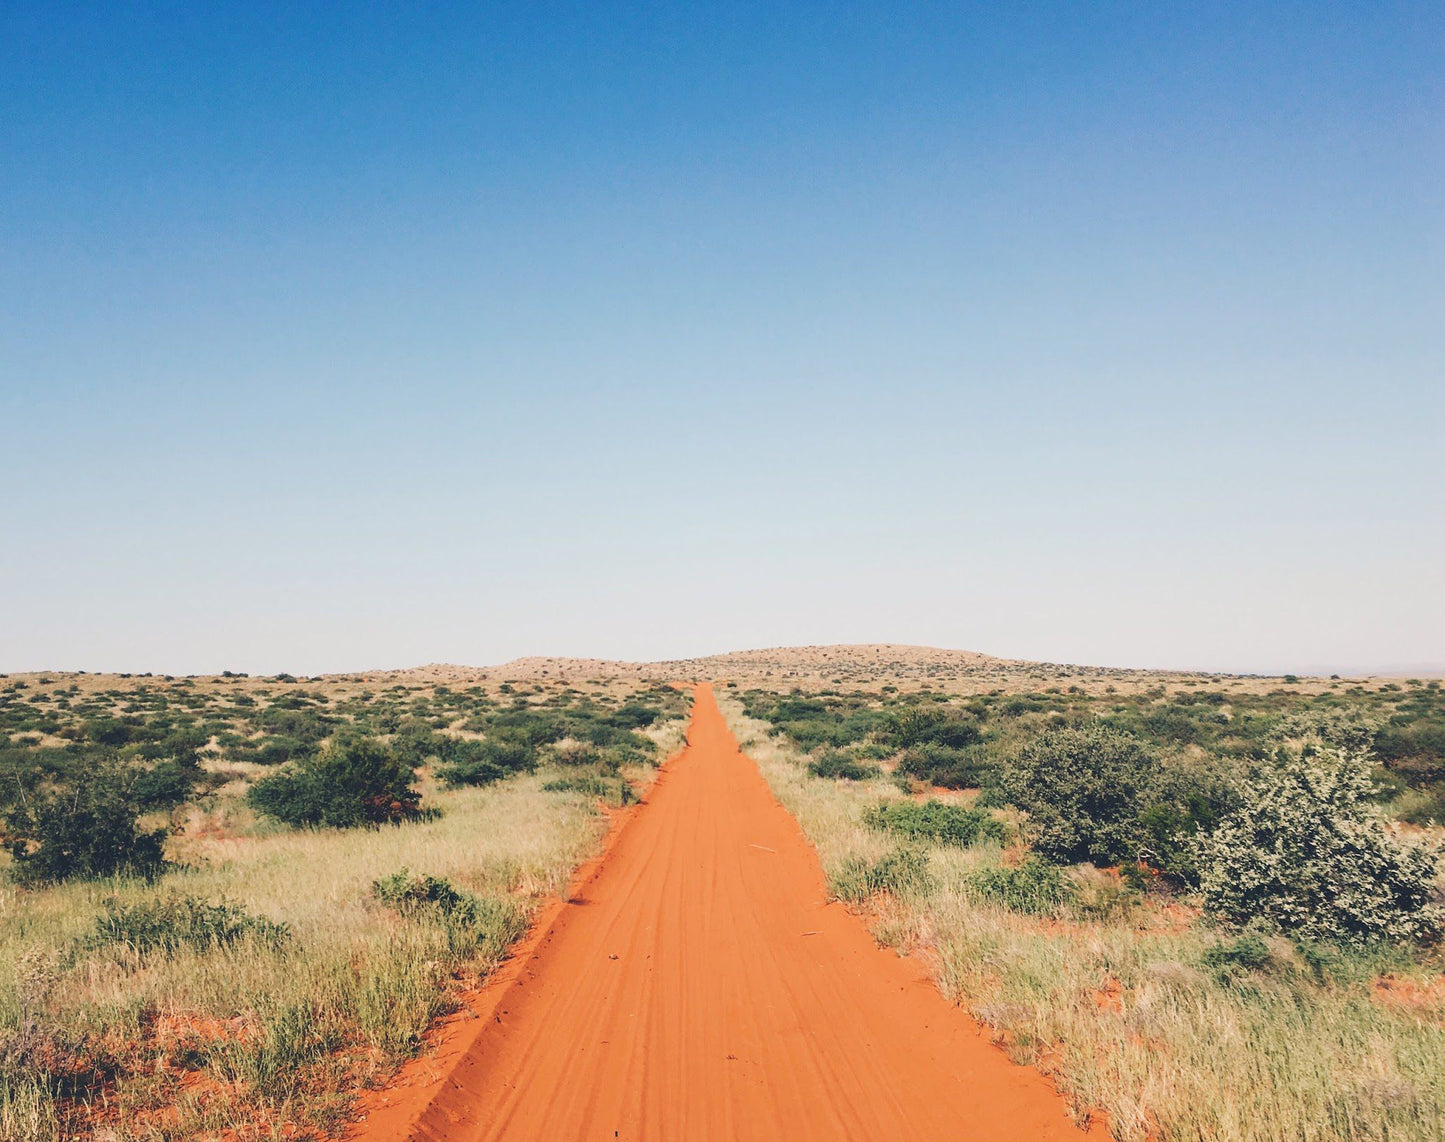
[1200,747,1442,945]
[1000,725,1161,865]
[248,736,422,828]
[5,763,168,884]
[436,736,537,787]
[879,706,981,750]
[807,749,880,781]
[895,741,993,789]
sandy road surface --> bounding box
[387,684,1094,1141]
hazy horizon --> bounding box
[6,641,1444,682]
[4,4,1441,678]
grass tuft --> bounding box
[82,894,290,957]
[968,857,1075,916]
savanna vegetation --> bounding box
[0,671,688,1141]
[723,676,1445,1142]
[5,657,1442,1140]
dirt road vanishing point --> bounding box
[359,685,1096,1141]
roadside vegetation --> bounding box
[721,678,1445,1142]
[0,672,688,1141]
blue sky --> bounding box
[2,2,1441,675]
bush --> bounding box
[249,736,315,766]
[129,759,200,809]
[485,710,568,747]
[895,742,995,789]
[391,720,447,767]
[436,737,536,787]
[372,869,527,958]
[808,750,880,781]
[248,736,421,828]
[1272,709,1381,753]
[6,767,168,884]
[863,799,1007,846]
[610,702,660,729]
[880,707,980,749]
[84,894,289,955]
[372,868,472,913]
[1001,726,1160,865]
[1199,747,1443,944]
[830,846,934,902]
[551,741,603,767]
[1136,758,1238,886]
[83,718,138,747]
[968,857,1075,916]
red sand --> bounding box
[353,684,1096,1141]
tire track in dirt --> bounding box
[365,684,1096,1141]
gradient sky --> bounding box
[2,2,1442,676]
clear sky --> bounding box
[2,3,1442,676]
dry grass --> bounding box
[719,694,1445,1142]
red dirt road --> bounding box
[385,685,1094,1141]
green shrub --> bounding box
[1200,747,1442,944]
[808,750,880,781]
[1201,934,1273,979]
[830,846,934,902]
[253,705,331,745]
[485,710,568,746]
[895,742,994,789]
[880,707,980,749]
[968,857,1075,915]
[372,868,472,913]
[611,702,660,729]
[6,766,168,884]
[1272,709,1381,752]
[1136,787,1230,886]
[568,723,654,760]
[248,736,421,828]
[436,757,508,787]
[551,741,603,767]
[391,719,448,767]
[372,869,527,957]
[863,799,1007,846]
[242,735,315,766]
[128,759,201,809]
[436,737,536,787]
[83,718,138,746]
[742,693,880,750]
[1000,726,1160,865]
[84,894,289,955]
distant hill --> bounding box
[495,643,999,681]
[8,643,1393,697]
[367,643,1372,696]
